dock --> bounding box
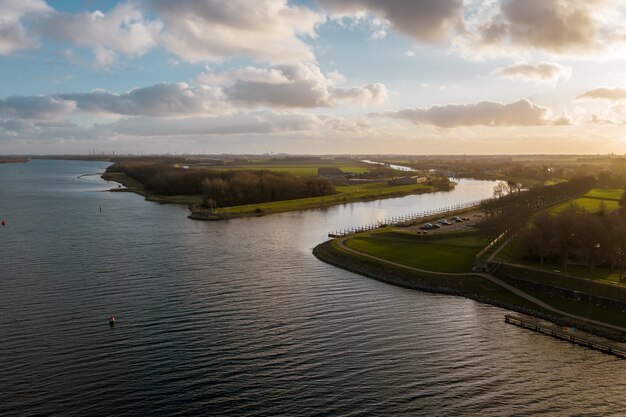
[504,315,626,359]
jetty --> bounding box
[328,199,487,238]
[504,315,626,359]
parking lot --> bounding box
[407,209,486,235]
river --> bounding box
[0,159,624,416]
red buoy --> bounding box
[1,220,5,226]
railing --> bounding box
[504,315,626,359]
[328,199,489,238]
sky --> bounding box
[1,0,626,155]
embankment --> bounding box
[313,240,626,342]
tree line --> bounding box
[478,176,596,240]
[107,162,336,207]
[519,202,626,276]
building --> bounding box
[388,176,427,185]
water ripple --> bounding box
[1,160,625,416]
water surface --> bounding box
[0,160,624,416]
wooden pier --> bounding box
[504,315,626,359]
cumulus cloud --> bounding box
[465,0,625,56]
[202,63,388,108]
[0,0,52,54]
[0,96,76,120]
[331,83,388,105]
[58,83,230,117]
[36,3,162,66]
[0,63,386,124]
[318,0,463,43]
[493,62,571,83]
[576,87,626,101]
[2,0,324,65]
[377,99,568,127]
[149,0,324,64]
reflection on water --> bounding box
[361,159,416,172]
[0,160,624,416]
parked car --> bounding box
[451,216,463,222]
[438,219,452,225]
[420,223,434,230]
[461,217,469,221]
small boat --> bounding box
[109,315,115,326]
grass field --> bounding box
[583,188,624,201]
[106,170,444,219]
[200,164,369,176]
[345,230,488,273]
[211,182,434,216]
[496,237,625,285]
[550,196,619,214]
[522,288,626,328]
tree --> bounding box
[532,211,557,265]
[554,205,580,271]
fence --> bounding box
[328,199,489,238]
[505,315,626,359]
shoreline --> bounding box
[102,171,452,221]
[313,239,626,342]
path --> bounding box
[336,237,626,333]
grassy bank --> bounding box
[208,164,369,176]
[315,239,547,312]
[202,182,438,219]
[314,238,626,341]
[103,171,443,220]
[345,230,488,273]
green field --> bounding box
[583,188,624,201]
[550,197,619,214]
[202,164,369,176]
[210,182,434,216]
[107,168,445,219]
[345,230,488,273]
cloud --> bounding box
[318,0,463,43]
[331,83,388,105]
[377,99,568,127]
[98,111,323,136]
[466,0,625,56]
[576,87,626,101]
[58,83,230,117]
[0,96,76,120]
[204,63,388,108]
[0,0,52,55]
[0,63,387,124]
[36,3,162,66]
[370,28,386,40]
[493,62,571,82]
[149,0,324,64]
[195,66,293,85]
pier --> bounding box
[328,199,488,238]
[504,315,626,359]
